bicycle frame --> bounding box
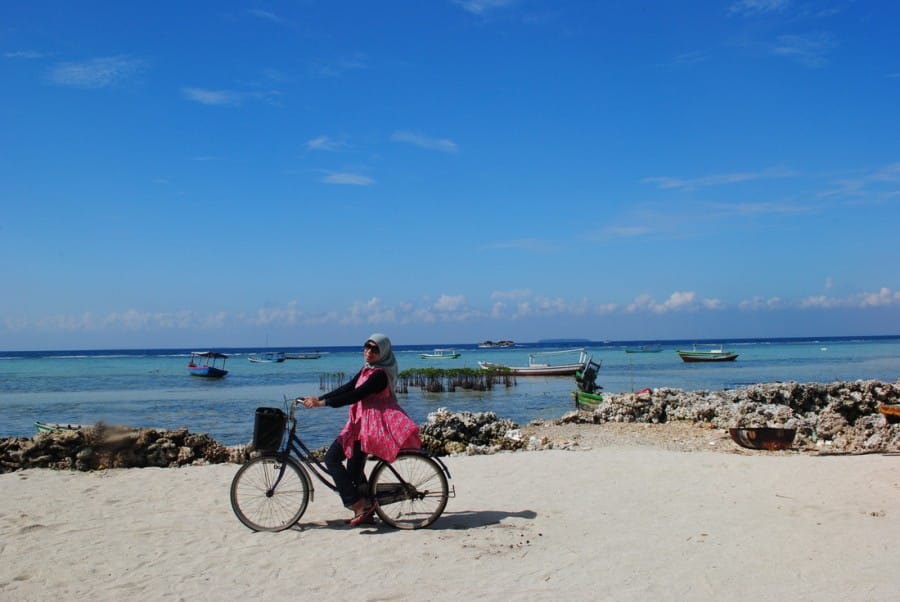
[266,401,452,504]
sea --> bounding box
[2,336,899,448]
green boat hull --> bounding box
[572,390,603,410]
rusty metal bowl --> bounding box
[879,404,900,424]
[728,427,796,451]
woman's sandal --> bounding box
[348,503,378,527]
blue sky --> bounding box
[2,0,899,350]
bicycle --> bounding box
[230,398,453,531]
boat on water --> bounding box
[248,351,286,363]
[34,421,87,434]
[420,348,461,360]
[187,351,229,377]
[572,358,603,410]
[477,340,515,348]
[479,348,591,376]
[284,351,324,360]
[676,345,738,363]
[625,345,662,353]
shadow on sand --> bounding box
[288,509,537,533]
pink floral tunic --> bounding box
[336,366,421,462]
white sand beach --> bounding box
[2,436,898,601]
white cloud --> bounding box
[311,54,367,78]
[9,286,899,340]
[321,171,374,186]
[343,298,396,325]
[860,288,900,307]
[489,301,507,318]
[771,32,835,67]
[490,289,532,300]
[818,162,900,203]
[182,87,243,106]
[391,131,458,153]
[593,303,618,315]
[507,295,589,319]
[739,296,784,310]
[5,50,43,59]
[729,0,790,16]
[251,302,301,326]
[642,166,793,191]
[705,200,813,217]
[626,291,720,314]
[306,136,345,151]
[248,9,288,24]
[48,56,144,89]
[800,288,900,309]
[604,225,654,238]
[454,0,517,15]
[434,294,466,312]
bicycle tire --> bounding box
[230,454,311,532]
[369,451,449,530]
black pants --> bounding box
[325,438,367,508]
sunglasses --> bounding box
[364,343,380,352]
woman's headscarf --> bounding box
[365,333,398,391]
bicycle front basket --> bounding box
[253,407,286,451]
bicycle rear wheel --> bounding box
[230,454,311,532]
[370,452,449,530]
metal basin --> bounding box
[878,404,900,424]
[728,427,796,451]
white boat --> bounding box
[478,348,591,376]
[284,352,323,360]
[420,348,461,360]
[675,345,738,363]
[248,351,286,363]
[35,421,88,434]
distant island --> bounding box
[536,338,590,344]
[477,340,515,348]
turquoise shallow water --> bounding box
[2,337,899,447]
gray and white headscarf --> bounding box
[365,333,398,391]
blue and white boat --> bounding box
[248,351,286,363]
[188,351,229,377]
[420,348,461,360]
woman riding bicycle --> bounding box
[302,333,421,526]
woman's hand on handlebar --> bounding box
[300,396,324,408]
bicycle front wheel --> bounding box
[230,454,311,532]
[370,452,449,530]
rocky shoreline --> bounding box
[2,379,898,472]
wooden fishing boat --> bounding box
[34,421,87,434]
[573,390,604,410]
[248,351,286,363]
[676,345,738,363]
[572,358,603,409]
[420,348,461,360]
[479,348,591,376]
[188,351,229,378]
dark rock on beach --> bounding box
[0,424,240,473]
[563,379,900,454]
